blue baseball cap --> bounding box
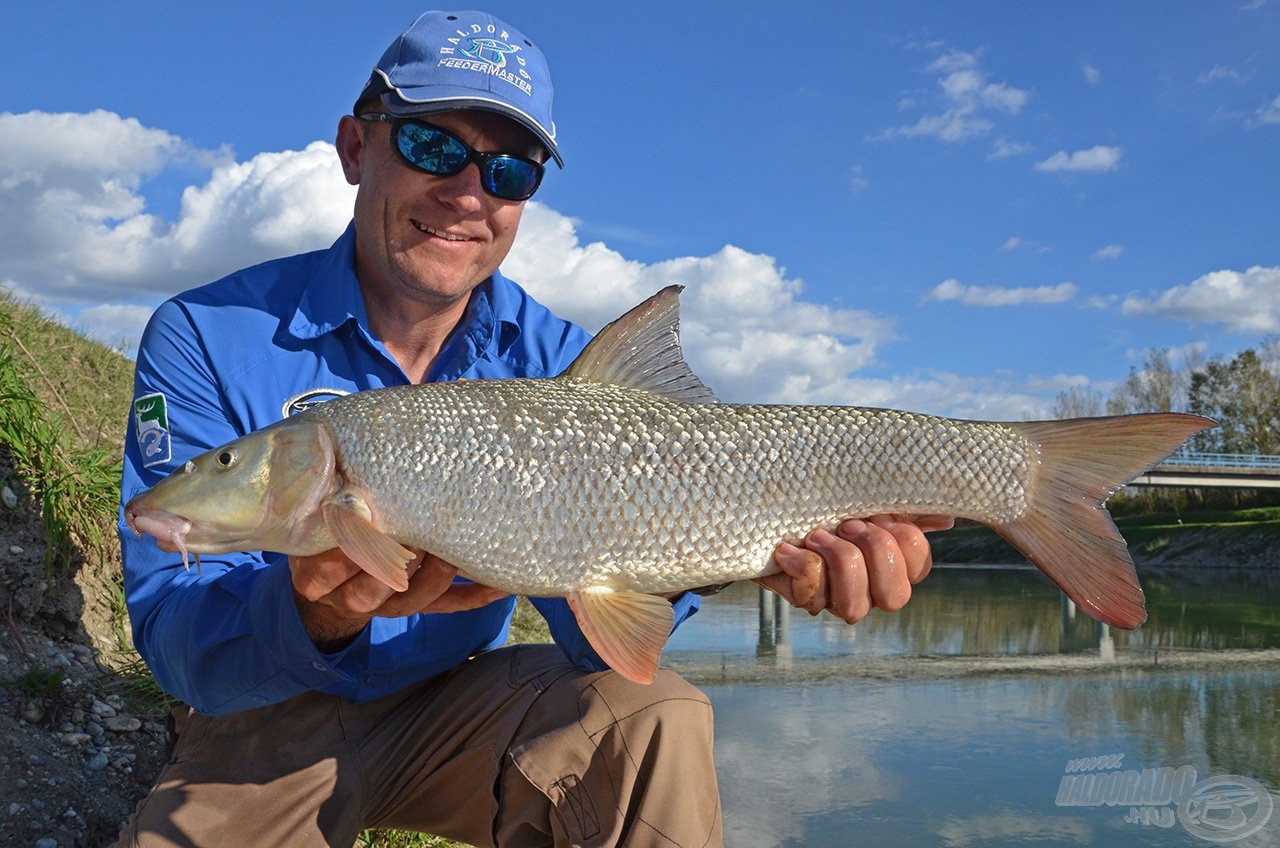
[356,10,562,167]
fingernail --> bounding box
[809,527,837,545]
[840,519,867,536]
[774,542,805,575]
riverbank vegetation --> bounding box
[1053,342,1280,513]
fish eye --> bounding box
[215,449,238,468]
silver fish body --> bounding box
[311,379,1030,596]
[125,286,1214,682]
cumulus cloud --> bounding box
[1121,265,1280,333]
[874,48,1030,143]
[1092,244,1124,261]
[924,279,1077,307]
[1082,62,1102,84]
[508,205,899,404]
[1034,145,1122,173]
[0,110,1098,419]
[0,110,353,304]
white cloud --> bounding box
[924,279,1077,307]
[1249,93,1280,127]
[0,110,352,306]
[1197,65,1247,84]
[875,48,1030,143]
[1082,62,1101,85]
[0,109,1082,419]
[1034,145,1123,173]
[998,237,1024,252]
[1092,244,1125,261]
[987,137,1032,160]
[1121,265,1280,333]
[508,208,899,404]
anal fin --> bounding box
[568,588,675,684]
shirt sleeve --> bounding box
[120,300,359,714]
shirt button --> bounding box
[311,660,328,671]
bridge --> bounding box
[1131,450,1280,489]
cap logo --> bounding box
[439,25,533,96]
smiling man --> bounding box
[116,10,943,847]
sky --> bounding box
[2,0,1278,420]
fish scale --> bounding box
[309,378,1035,596]
[124,285,1215,684]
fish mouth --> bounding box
[125,506,198,571]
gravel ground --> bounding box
[0,472,169,848]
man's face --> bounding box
[339,108,543,308]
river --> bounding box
[663,566,1280,847]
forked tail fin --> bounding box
[1000,412,1215,629]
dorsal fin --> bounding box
[563,285,717,403]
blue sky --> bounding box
[2,1,1278,419]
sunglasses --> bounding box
[357,113,545,201]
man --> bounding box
[116,10,947,847]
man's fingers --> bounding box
[421,583,510,614]
[840,518,912,613]
[767,542,825,612]
[291,550,363,602]
[805,526,870,623]
[870,515,938,584]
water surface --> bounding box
[664,567,1280,847]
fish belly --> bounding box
[314,380,1033,597]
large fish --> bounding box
[125,286,1213,684]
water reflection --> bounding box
[668,565,1280,670]
[705,668,1280,847]
[667,566,1280,846]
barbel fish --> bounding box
[125,286,1213,683]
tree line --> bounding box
[1052,339,1280,510]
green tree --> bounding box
[1188,348,1280,454]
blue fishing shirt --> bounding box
[119,223,700,715]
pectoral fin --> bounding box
[320,491,414,591]
[568,588,675,684]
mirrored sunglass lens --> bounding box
[397,124,467,174]
[485,158,540,200]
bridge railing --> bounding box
[1161,449,1280,469]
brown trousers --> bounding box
[112,645,722,848]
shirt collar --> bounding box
[282,221,524,381]
[285,222,368,341]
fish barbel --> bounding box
[125,286,1214,683]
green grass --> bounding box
[0,291,132,579]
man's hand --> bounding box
[754,514,954,624]
[291,548,508,650]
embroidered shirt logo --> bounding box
[282,388,350,419]
[439,25,532,95]
[133,392,172,468]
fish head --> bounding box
[125,417,339,560]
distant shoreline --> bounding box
[928,510,1280,570]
